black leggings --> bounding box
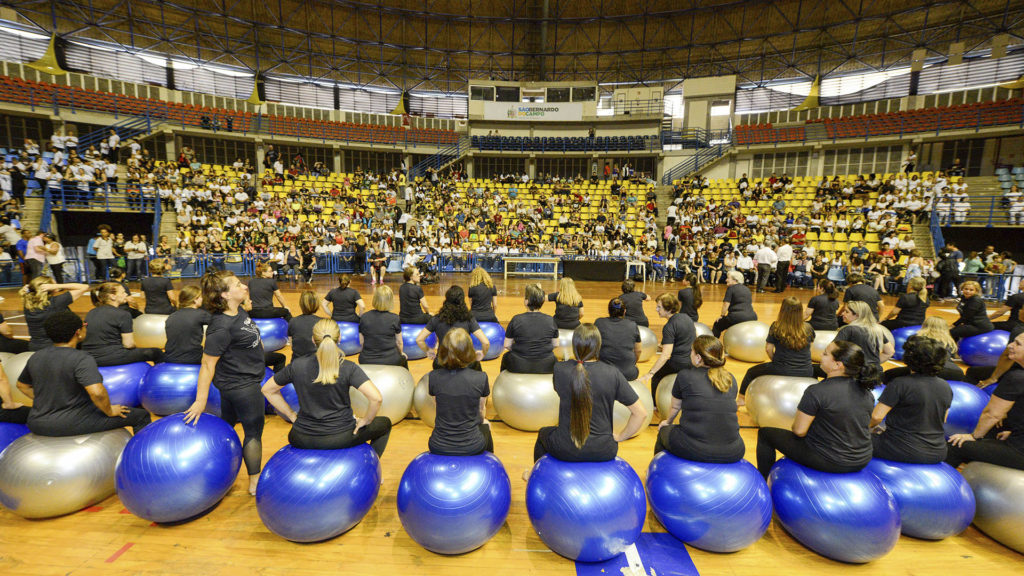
[963,364,1022,384]
[265,351,287,373]
[218,385,266,475]
[533,426,616,462]
[401,313,432,325]
[880,318,919,331]
[0,406,30,424]
[872,433,946,465]
[951,324,989,341]
[287,416,392,457]
[500,352,555,375]
[89,347,164,367]
[250,307,293,322]
[27,405,151,436]
[472,311,499,323]
[712,314,756,338]
[882,365,965,384]
[650,358,691,397]
[740,362,813,395]
[654,426,744,464]
[429,424,494,457]
[756,427,867,479]
[358,353,409,368]
[945,429,1024,470]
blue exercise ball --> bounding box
[871,384,885,404]
[273,383,300,421]
[945,381,990,436]
[253,317,289,352]
[958,330,1010,367]
[864,459,975,540]
[646,453,771,552]
[98,362,151,407]
[983,382,998,395]
[397,452,511,555]
[769,459,900,563]
[401,325,435,360]
[473,322,505,361]
[525,456,646,562]
[115,413,242,523]
[256,444,381,542]
[891,325,922,361]
[0,422,29,454]
[336,321,362,356]
[139,363,222,416]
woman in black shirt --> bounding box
[467,267,498,323]
[264,318,391,456]
[883,316,965,383]
[804,280,840,331]
[22,275,90,351]
[359,285,406,367]
[417,285,488,371]
[740,297,815,397]
[547,277,585,330]
[287,291,322,360]
[108,267,142,319]
[82,282,163,366]
[184,270,268,495]
[594,298,641,381]
[676,273,702,323]
[871,335,953,464]
[617,278,650,327]
[756,340,879,478]
[532,324,647,465]
[426,328,493,456]
[163,285,210,364]
[656,335,743,463]
[399,267,431,324]
[951,280,994,341]
[643,293,696,397]
[141,259,176,315]
[248,262,292,321]
[881,277,929,330]
[711,271,757,338]
[832,300,894,370]
[322,274,363,323]
[501,284,559,374]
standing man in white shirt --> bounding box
[107,129,121,162]
[755,243,778,294]
[774,240,793,293]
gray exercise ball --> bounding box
[1,351,34,406]
[811,330,838,363]
[638,326,658,362]
[350,364,415,425]
[553,329,574,361]
[695,322,713,338]
[412,373,435,427]
[655,375,676,420]
[745,375,818,429]
[722,321,771,363]
[612,379,655,438]
[0,429,131,518]
[491,371,558,431]
[133,314,170,349]
[962,462,1024,554]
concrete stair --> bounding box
[911,224,936,259]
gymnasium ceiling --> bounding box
[5,0,1024,91]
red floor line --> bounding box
[105,543,134,563]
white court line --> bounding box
[2,314,23,321]
[5,322,26,326]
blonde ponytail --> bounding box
[312,318,343,385]
[693,335,732,393]
[908,276,928,303]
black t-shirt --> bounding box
[993,370,1024,451]
[844,284,882,320]
[550,360,639,456]
[425,315,480,345]
[956,296,994,330]
[662,313,696,366]
[1003,293,1024,327]
[81,305,133,352]
[877,375,953,461]
[723,284,756,320]
[836,324,891,368]
[21,346,104,427]
[506,311,558,358]
[204,310,265,391]
[141,277,175,315]
[766,323,815,375]
[248,278,279,309]
[595,317,640,378]
[273,355,368,436]
[547,292,583,329]
[399,283,426,319]
[288,314,321,359]
[26,292,73,350]
[618,291,649,326]
[676,287,699,322]
[359,310,402,362]
[798,376,875,468]
[895,293,929,325]
[468,283,497,314]
[326,287,362,322]
[672,368,744,458]
[428,368,490,455]
[163,307,211,364]
[806,294,839,330]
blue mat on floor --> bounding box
[575,533,699,576]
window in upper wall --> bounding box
[470,86,494,101]
[495,86,520,102]
[572,87,596,102]
[547,88,571,102]
[710,100,732,116]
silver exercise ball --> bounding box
[655,375,676,420]
[491,371,558,431]
[0,429,131,518]
[413,373,435,428]
[723,321,770,363]
[695,322,713,338]
[350,364,415,425]
[638,327,658,362]
[1,351,34,406]
[554,329,574,361]
[745,375,818,429]
[133,314,170,349]
[612,380,654,438]
[962,462,1024,554]
[811,330,838,363]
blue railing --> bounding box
[930,195,1015,228]
[661,144,726,184]
[470,135,660,154]
[78,114,154,150]
[411,136,470,177]
[660,128,733,149]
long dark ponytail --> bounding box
[569,324,601,449]
[829,340,881,390]
[684,272,703,308]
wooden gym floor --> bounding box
[0,274,1019,575]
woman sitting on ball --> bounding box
[739,297,815,401]
[263,318,391,457]
[501,284,559,375]
[830,300,894,371]
[287,291,322,360]
[426,328,493,456]
[532,324,647,466]
[322,274,364,323]
[22,275,91,351]
[547,277,585,330]
[656,335,743,463]
[467,267,499,323]
[163,285,211,365]
[642,293,696,397]
[711,271,757,338]
[247,262,292,321]
[399,267,431,324]
[594,298,641,381]
[883,316,965,383]
[417,286,488,371]
[951,280,994,341]
[804,280,839,331]
[871,335,953,464]
[141,259,176,315]
[676,273,702,323]
[617,279,651,327]
[82,282,164,366]
[880,277,929,331]
[755,340,879,478]
[359,285,406,368]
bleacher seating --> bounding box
[734,123,805,145]
[471,135,656,152]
